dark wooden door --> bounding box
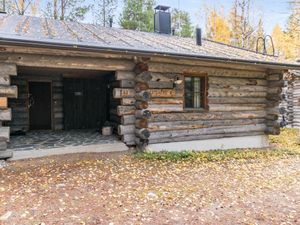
[29,82,52,130]
[63,78,108,130]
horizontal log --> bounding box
[0,63,17,76]
[0,126,10,141]
[113,88,135,98]
[111,80,135,88]
[148,104,183,113]
[121,115,135,125]
[135,128,150,139]
[209,77,267,86]
[0,76,10,85]
[115,71,135,80]
[209,104,266,112]
[118,125,135,135]
[0,85,17,98]
[148,62,267,78]
[150,98,183,105]
[149,111,267,122]
[0,150,13,159]
[117,106,135,116]
[267,74,283,81]
[149,124,266,140]
[135,71,152,83]
[148,80,173,89]
[148,118,265,132]
[0,97,7,109]
[150,89,183,98]
[208,97,267,104]
[208,89,267,98]
[148,131,265,144]
[122,134,136,144]
[4,54,134,71]
[209,84,267,92]
[265,127,280,135]
[0,109,11,121]
[121,98,135,105]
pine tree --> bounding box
[171,8,193,37]
[119,0,155,32]
[93,0,117,27]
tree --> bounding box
[119,0,155,32]
[205,9,231,44]
[171,8,193,37]
[93,0,117,27]
[255,18,265,53]
[228,0,255,49]
[5,0,39,15]
[43,0,90,21]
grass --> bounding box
[135,128,300,162]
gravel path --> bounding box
[0,153,300,224]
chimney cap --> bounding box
[155,5,170,11]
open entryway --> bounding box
[6,66,128,160]
[28,81,52,130]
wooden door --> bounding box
[29,82,52,130]
[63,78,108,130]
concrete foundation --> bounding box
[146,135,270,152]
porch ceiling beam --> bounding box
[0,53,135,71]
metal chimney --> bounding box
[154,5,171,34]
[196,28,202,46]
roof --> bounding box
[0,14,299,68]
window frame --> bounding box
[183,73,208,111]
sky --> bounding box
[35,0,293,35]
[111,0,292,34]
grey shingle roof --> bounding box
[0,14,299,68]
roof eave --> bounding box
[0,36,299,70]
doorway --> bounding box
[28,82,52,130]
[63,77,110,130]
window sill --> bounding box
[183,108,208,113]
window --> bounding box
[184,76,207,109]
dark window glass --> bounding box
[184,76,205,109]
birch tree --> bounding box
[171,8,193,37]
[93,0,117,27]
[43,0,90,21]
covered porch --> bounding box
[7,130,128,160]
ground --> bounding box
[1,129,300,225]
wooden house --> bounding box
[0,13,299,158]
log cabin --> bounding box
[0,9,300,159]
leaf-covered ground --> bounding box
[1,129,300,224]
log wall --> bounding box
[113,62,284,145]
[292,78,300,127]
[8,73,63,132]
[0,63,17,159]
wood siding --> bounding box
[114,63,283,145]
